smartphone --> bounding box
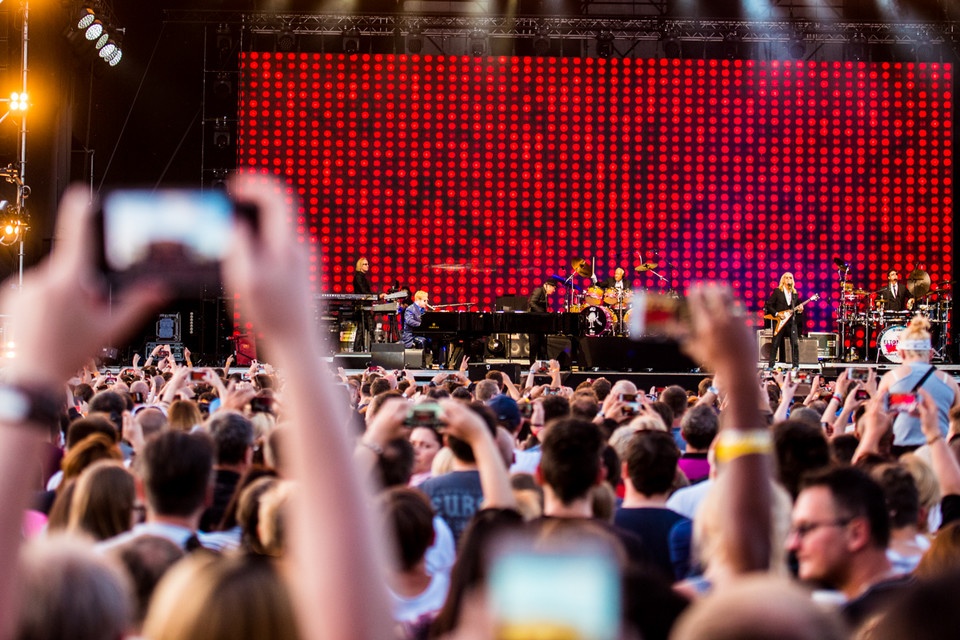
[518,401,534,419]
[97,188,257,294]
[793,371,812,383]
[622,402,640,418]
[543,387,561,396]
[487,536,621,640]
[619,393,637,403]
[628,289,690,339]
[855,388,870,401]
[534,360,551,375]
[130,391,145,404]
[189,369,205,382]
[887,393,919,414]
[404,402,443,428]
[849,368,870,382]
[249,396,274,414]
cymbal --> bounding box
[852,289,869,295]
[907,268,931,298]
[549,275,584,292]
[571,258,593,278]
[635,262,658,273]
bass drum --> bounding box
[878,325,905,363]
[580,305,615,336]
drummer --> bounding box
[879,269,914,312]
[601,267,633,292]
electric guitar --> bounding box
[764,293,821,335]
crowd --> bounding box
[1,177,960,640]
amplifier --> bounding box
[756,330,819,364]
[808,332,840,360]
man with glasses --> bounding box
[787,466,909,628]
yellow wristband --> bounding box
[715,429,773,464]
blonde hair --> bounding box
[355,257,368,270]
[430,446,455,476]
[168,400,203,433]
[693,472,793,578]
[899,315,933,359]
[142,552,301,640]
[778,273,795,290]
[900,453,941,519]
[414,290,429,303]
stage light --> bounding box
[99,40,117,59]
[107,49,122,66]
[95,32,109,50]
[85,20,104,41]
[9,92,27,111]
[343,28,360,54]
[406,27,423,54]
[469,29,486,57]
[596,32,614,58]
[533,27,550,56]
[277,29,296,53]
[788,37,806,59]
[77,7,96,30]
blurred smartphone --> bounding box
[849,367,870,382]
[534,360,551,375]
[628,289,689,339]
[622,402,640,418]
[886,393,919,414]
[855,389,870,401]
[97,188,257,294]
[189,369,205,382]
[518,401,534,419]
[487,536,621,640]
[793,371,812,384]
[249,396,274,414]
[130,391,145,404]
[619,393,637,403]
[404,402,443,428]
[543,387,561,396]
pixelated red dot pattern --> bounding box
[238,53,952,333]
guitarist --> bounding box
[764,272,806,369]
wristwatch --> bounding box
[0,383,63,430]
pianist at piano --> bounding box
[402,290,431,349]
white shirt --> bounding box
[388,570,450,624]
[666,478,714,520]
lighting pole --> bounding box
[16,0,28,292]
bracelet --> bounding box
[927,433,942,446]
[707,386,720,396]
[715,429,773,463]
[360,440,384,456]
[831,394,843,404]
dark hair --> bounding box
[109,535,184,625]
[429,509,525,638]
[206,411,254,466]
[451,386,473,401]
[697,378,714,397]
[540,395,571,425]
[680,405,719,450]
[626,430,681,496]
[219,467,280,531]
[74,383,95,403]
[830,434,860,466]
[601,445,621,490]
[138,431,214,517]
[88,391,129,433]
[67,415,119,449]
[872,464,920,530]
[571,397,599,421]
[446,403,497,463]
[427,387,450,400]
[660,386,688,423]
[801,466,891,548]
[591,378,612,402]
[774,419,832,500]
[380,488,435,571]
[377,437,415,488]
[648,401,674,432]
[370,378,392,397]
[540,419,604,504]
[484,370,505,390]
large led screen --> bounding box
[238,53,952,337]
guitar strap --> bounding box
[911,365,937,393]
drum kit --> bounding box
[836,267,952,363]
[552,258,661,337]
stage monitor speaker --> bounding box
[371,343,405,369]
[332,353,370,370]
[485,333,530,360]
[809,332,839,360]
[576,337,698,372]
[757,330,819,364]
[468,362,523,384]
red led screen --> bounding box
[238,53,952,333]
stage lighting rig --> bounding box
[69,2,123,67]
[469,28,486,57]
[342,27,360,54]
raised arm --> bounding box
[686,284,772,574]
[222,175,392,640]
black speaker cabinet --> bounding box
[808,332,839,360]
[757,330,819,364]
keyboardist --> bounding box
[403,290,437,366]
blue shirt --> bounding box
[891,362,955,446]
[402,303,425,347]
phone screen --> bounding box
[101,189,239,292]
[887,393,919,414]
[488,537,621,640]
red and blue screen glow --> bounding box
[238,53,952,342]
